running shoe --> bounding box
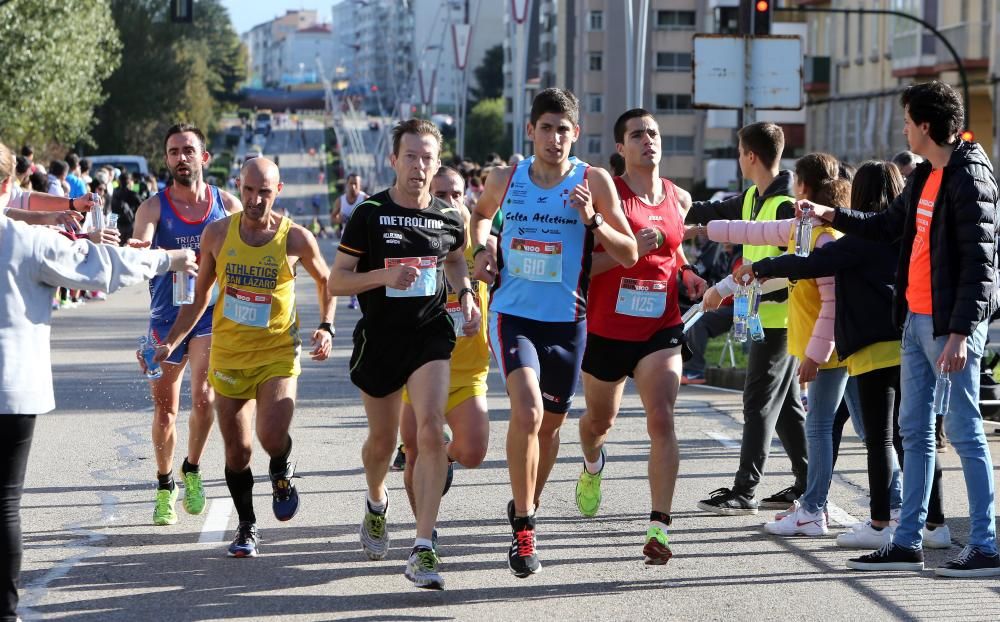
[227,521,259,558]
[270,461,299,522]
[922,524,952,549]
[153,485,179,526]
[182,470,206,515]
[681,371,706,385]
[696,487,758,516]
[575,449,605,517]
[405,546,445,590]
[348,296,359,310]
[442,428,454,497]
[775,500,828,524]
[432,528,439,555]
[506,499,516,529]
[846,543,923,571]
[508,516,541,578]
[836,520,893,549]
[934,546,1000,578]
[642,526,673,565]
[390,444,406,471]
[360,493,390,560]
[763,505,827,537]
[759,486,803,509]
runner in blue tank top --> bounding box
[130,124,243,528]
[471,88,637,577]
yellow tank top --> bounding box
[785,223,845,369]
[445,220,490,384]
[211,214,300,369]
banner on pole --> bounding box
[418,68,437,105]
[511,0,529,24]
[451,24,473,70]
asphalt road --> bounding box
[14,125,1000,621]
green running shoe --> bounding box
[360,494,390,560]
[182,470,206,515]
[153,485,179,526]
[575,449,605,517]
[643,526,673,565]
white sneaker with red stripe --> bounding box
[764,505,828,537]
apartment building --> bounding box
[243,10,322,88]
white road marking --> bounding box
[691,384,744,395]
[704,430,741,449]
[198,499,233,544]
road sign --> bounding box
[693,35,803,110]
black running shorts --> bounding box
[349,313,456,398]
[581,324,685,383]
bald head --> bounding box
[239,157,283,222]
[241,156,280,184]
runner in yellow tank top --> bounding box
[398,166,492,527]
[155,157,335,559]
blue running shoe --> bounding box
[227,522,259,558]
[270,461,299,521]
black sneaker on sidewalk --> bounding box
[696,487,758,516]
[508,515,542,578]
[759,486,803,509]
[934,546,1000,578]
[846,543,924,571]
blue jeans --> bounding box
[800,366,851,514]
[894,313,995,553]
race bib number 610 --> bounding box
[508,238,562,283]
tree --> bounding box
[470,44,504,103]
[465,98,508,164]
[0,0,121,151]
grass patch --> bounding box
[704,333,749,369]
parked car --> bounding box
[85,155,150,178]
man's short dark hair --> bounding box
[613,108,655,144]
[119,170,133,184]
[15,155,30,176]
[891,150,920,169]
[529,88,579,126]
[49,159,68,177]
[20,144,33,158]
[900,81,964,145]
[80,158,90,173]
[65,153,79,170]
[434,165,464,185]
[737,122,784,168]
[391,118,443,157]
[163,123,207,154]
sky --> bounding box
[221,0,337,36]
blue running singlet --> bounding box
[149,185,229,323]
[490,156,592,322]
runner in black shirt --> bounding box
[327,119,480,591]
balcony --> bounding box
[935,22,991,70]
[803,56,830,92]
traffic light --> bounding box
[961,130,975,142]
[753,0,772,35]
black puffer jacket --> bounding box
[831,141,998,337]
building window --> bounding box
[588,52,603,71]
[655,52,692,72]
[588,10,604,32]
[663,135,695,155]
[586,134,602,154]
[587,93,603,114]
[654,93,692,114]
[655,10,696,30]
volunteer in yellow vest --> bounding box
[685,122,809,515]
[397,167,493,541]
[154,157,335,558]
[706,153,853,536]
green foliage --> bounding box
[471,44,504,102]
[465,98,508,163]
[0,0,121,150]
[92,0,246,165]
[705,333,748,369]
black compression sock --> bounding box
[269,437,292,475]
[157,472,174,491]
[650,511,672,526]
[225,467,256,523]
[181,457,199,474]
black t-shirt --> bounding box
[339,190,465,329]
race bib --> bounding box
[508,238,562,282]
[385,256,438,298]
[222,286,272,327]
[446,300,465,337]
[615,278,667,318]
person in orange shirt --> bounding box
[807,81,1000,578]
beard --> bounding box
[171,166,198,187]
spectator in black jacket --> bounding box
[806,81,999,577]
[111,170,141,242]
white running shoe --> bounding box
[773,500,801,520]
[764,505,828,536]
[837,520,893,549]
[922,524,952,549]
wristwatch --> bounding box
[585,213,604,231]
[680,264,699,276]
[458,287,476,302]
[318,322,336,338]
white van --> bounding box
[85,155,150,178]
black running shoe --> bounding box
[759,486,803,510]
[270,461,299,521]
[508,516,541,578]
[507,499,516,529]
[934,546,1000,578]
[846,543,924,571]
[442,460,455,496]
[696,487,759,516]
[390,444,406,471]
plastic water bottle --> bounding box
[90,205,105,242]
[933,367,951,416]
[172,271,195,305]
[139,336,162,379]
[682,302,704,334]
[794,209,813,257]
[733,283,749,343]
[747,281,765,342]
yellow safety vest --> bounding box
[741,186,793,328]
